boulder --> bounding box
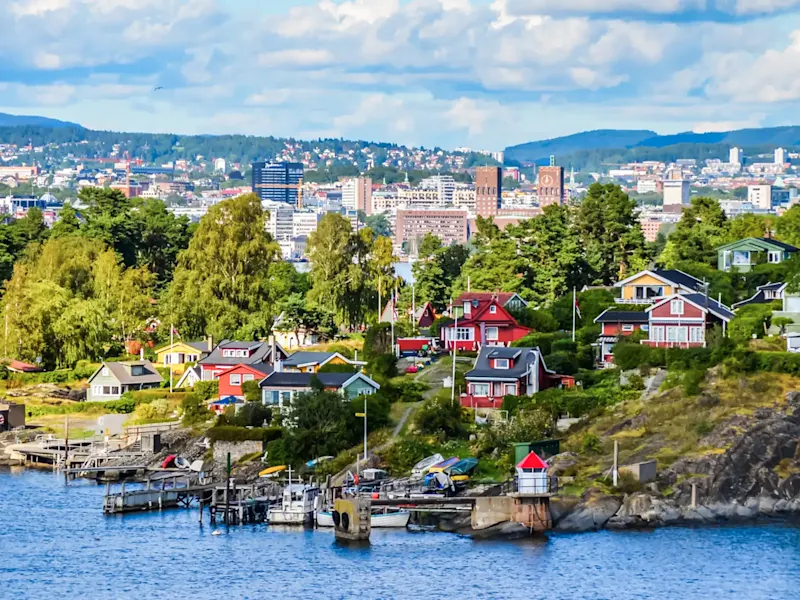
[555,492,621,532]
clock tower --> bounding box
[537,165,564,207]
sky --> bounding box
[2,0,800,150]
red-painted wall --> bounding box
[218,365,268,399]
[601,323,645,336]
[650,298,704,319]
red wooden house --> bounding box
[642,293,733,348]
[440,297,532,351]
[217,363,274,400]
[198,339,288,382]
[461,346,574,409]
[593,310,650,367]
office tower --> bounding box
[475,166,501,217]
[341,177,373,214]
[252,161,304,206]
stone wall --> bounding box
[212,441,262,479]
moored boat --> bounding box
[268,483,320,526]
[316,509,410,528]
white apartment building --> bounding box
[419,175,456,205]
[775,148,787,165]
[730,147,743,165]
[636,179,659,194]
[214,158,226,173]
[341,177,373,213]
[662,179,690,206]
[264,201,295,241]
[292,210,320,238]
[747,184,772,210]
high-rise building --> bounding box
[475,166,501,218]
[395,209,468,251]
[341,177,373,214]
[537,166,564,207]
[663,171,690,208]
[730,147,743,165]
[420,175,456,205]
[775,148,787,165]
[214,158,226,173]
[264,201,295,241]
[747,184,772,210]
[252,162,304,206]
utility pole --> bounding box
[572,287,577,343]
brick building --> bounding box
[475,166,502,217]
[395,209,468,251]
[537,166,564,207]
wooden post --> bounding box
[224,452,231,525]
[691,483,697,509]
[612,440,619,488]
[63,416,70,483]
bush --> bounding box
[134,398,170,422]
[512,332,567,354]
[613,343,665,371]
[364,322,410,358]
[551,339,578,354]
[181,393,212,426]
[194,380,219,401]
[544,351,579,375]
[242,380,261,403]
[412,398,467,439]
[379,380,428,403]
[582,433,601,454]
[233,402,273,427]
[513,307,559,333]
[367,354,398,382]
[380,439,436,474]
[206,426,283,445]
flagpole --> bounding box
[412,284,416,332]
[169,321,174,393]
[572,287,576,343]
[391,286,395,358]
[451,297,457,406]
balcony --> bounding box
[640,340,704,349]
[459,394,506,409]
[616,297,657,305]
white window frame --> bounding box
[101,367,109,377]
[503,383,517,396]
[622,324,635,332]
[641,325,650,332]
[666,326,688,343]
[651,326,665,342]
[242,374,255,382]
[690,327,705,343]
[670,299,684,315]
[222,349,233,358]
[230,373,241,386]
[472,383,490,396]
[456,327,474,341]
[494,358,509,369]
[485,327,499,341]
[463,301,471,315]
[489,305,497,314]
[768,251,781,264]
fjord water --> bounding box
[3,468,800,600]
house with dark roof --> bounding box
[614,269,705,304]
[86,361,163,402]
[440,296,532,351]
[642,293,733,348]
[593,309,651,367]
[259,371,380,410]
[282,351,365,373]
[452,291,528,316]
[197,339,288,382]
[462,346,573,409]
[218,363,274,400]
[717,237,799,272]
[732,282,787,310]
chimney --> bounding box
[269,335,277,364]
[139,347,144,361]
[275,359,283,373]
[207,336,213,352]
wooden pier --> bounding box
[103,475,213,514]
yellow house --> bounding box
[281,351,366,373]
[615,269,704,303]
[154,340,212,373]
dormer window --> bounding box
[489,305,497,314]
[131,365,145,376]
[670,299,684,315]
[494,358,509,369]
[463,301,471,315]
[101,367,109,377]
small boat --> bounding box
[412,453,444,476]
[174,456,190,469]
[306,456,334,468]
[447,458,478,477]
[268,482,320,526]
[259,465,287,478]
[428,457,460,473]
[316,509,410,528]
[161,455,177,469]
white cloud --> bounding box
[258,49,334,67]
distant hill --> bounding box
[505,126,800,166]
[0,112,82,129]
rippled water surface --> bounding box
[3,467,800,599]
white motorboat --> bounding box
[411,453,444,476]
[316,509,411,528]
[268,482,320,526]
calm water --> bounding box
[3,468,800,600]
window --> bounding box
[503,383,517,396]
[489,305,497,314]
[636,285,664,300]
[472,383,490,396]
[494,358,509,369]
[485,327,499,341]
[456,327,473,341]
[733,250,750,266]
[690,327,705,343]
[242,374,255,382]
[768,251,781,264]
[641,325,650,332]
[94,385,120,397]
[230,374,241,386]
[280,391,292,405]
[268,391,280,405]
[651,326,665,342]
[101,367,109,377]
[722,250,732,269]
[307,367,315,373]
[666,326,688,343]
[670,299,684,315]
[463,301,471,314]
[622,324,635,332]
[223,350,233,357]
[131,365,144,376]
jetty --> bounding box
[103,474,213,514]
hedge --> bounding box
[11,362,99,385]
[206,426,283,445]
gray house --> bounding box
[259,372,380,410]
[87,361,163,402]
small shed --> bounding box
[516,451,549,494]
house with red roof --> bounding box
[453,291,528,315]
[217,363,274,400]
[440,296,531,351]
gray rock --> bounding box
[555,493,621,532]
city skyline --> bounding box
[2,1,800,149]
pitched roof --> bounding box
[283,351,337,368]
[93,361,164,386]
[259,371,379,390]
[4,359,43,373]
[466,346,544,380]
[717,237,800,253]
[615,269,704,292]
[759,238,799,252]
[155,340,209,355]
[227,362,274,376]
[176,365,201,387]
[594,310,650,324]
[517,451,547,470]
[454,291,528,308]
[648,293,734,322]
[198,339,285,366]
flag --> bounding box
[575,297,582,320]
[392,292,398,321]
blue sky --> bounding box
[2,0,800,149]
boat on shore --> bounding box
[316,509,410,528]
[412,454,444,476]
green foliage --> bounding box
[513,307,559,332]
[729,303,773,343]
[241,380,261,403]
[224,402,273,428]
[412,398,467,439]
[659,197,730,267]
[512,331,567,354]
[134,398,171,423]
[180,393,212,426]
[367,353,398,382]
[412,234,469,312]
[206,426,282,444]
[193,380,220,401]
[581,433,601,454]
[381,439,437,474]
[364,323,410,358]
